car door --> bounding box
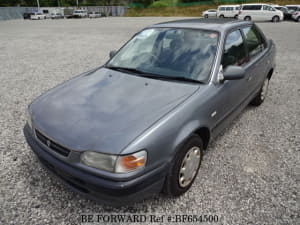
[262,5,272,21]
[241,25,268,92]
[210,29,250,135]
[253,5,263,20]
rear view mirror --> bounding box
[223,66,245,80]
[109,50,117,59]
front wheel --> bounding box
[244,16,251,21]
[163,135,203,196]
[297,17,300,22]
[250,78,269,106]
[204,14,208,18]
[272,16,280,22]
[219,15,224,18]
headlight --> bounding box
[26,108,32,129]
[80,151,117,172]
[80,150,147,173]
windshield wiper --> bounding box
[140,74,204,84]
[162,76,205,84]
[105,66,204,84]
[105,66,148,75]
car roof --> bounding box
[150,19,251,32]
[218,5,240,7]
[242,3,269,5]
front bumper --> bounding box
[23,124,167,206]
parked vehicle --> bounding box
[64,8,74,19]
[23,12,34,20]
[51,13,64,19]
[24,19,276,205]
[286,5,300,13]
[88,12,102,18]
[273,6,290,20]
[30,13,46,20]
[291,8,300,22]
[217,5,240,18]
[202,9,217,18]
[238,4,283,22]
[73,10,88,18]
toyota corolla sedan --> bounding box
[24,19,276,205]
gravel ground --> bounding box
[0,18,299,225]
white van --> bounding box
[238,4,284,22]
[217,5,240,18]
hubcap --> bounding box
[261,79,269,100]
[178,147,201,188]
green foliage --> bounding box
[150,1,169,7]
[132,0,154,7]
[180,0,208,3]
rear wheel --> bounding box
[234,14,238,19]
[297,17,300,22]
[272,16,279,22]
[163,135,203,196]
[250,77,269,106]
[244,16,251,21]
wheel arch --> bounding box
[267,68,274,80]
[193,127,210,150]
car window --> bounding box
[287,6,298,11]
[263,5,270,10]
[263,5,275,11]
[243,5,262,10]
[108,28,219,82]
[242,26,265,59]
[222,30,247,68]
[219,7,225,11]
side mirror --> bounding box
[223,65,245,80]
[109,50,117,59]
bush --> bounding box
[132,0,154,7]
[150,1,169,7]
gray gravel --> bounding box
[0,18,299,225]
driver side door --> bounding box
[210,29,250,136]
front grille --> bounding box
[35,129,70,157]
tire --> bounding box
[163,135,203,196]
[244,16,251,21]
[250,77,269,106]
[219,15,224,18]
[272,16,279,22]
[204,14,208,18]
[234,14,238,19]
[297,17,300,22]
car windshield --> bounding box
[287,6,298,11]
[106,28,219,83]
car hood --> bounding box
[30,68,199,154]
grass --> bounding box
[126,0,300,17]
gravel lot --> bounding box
[0,18,299,225]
